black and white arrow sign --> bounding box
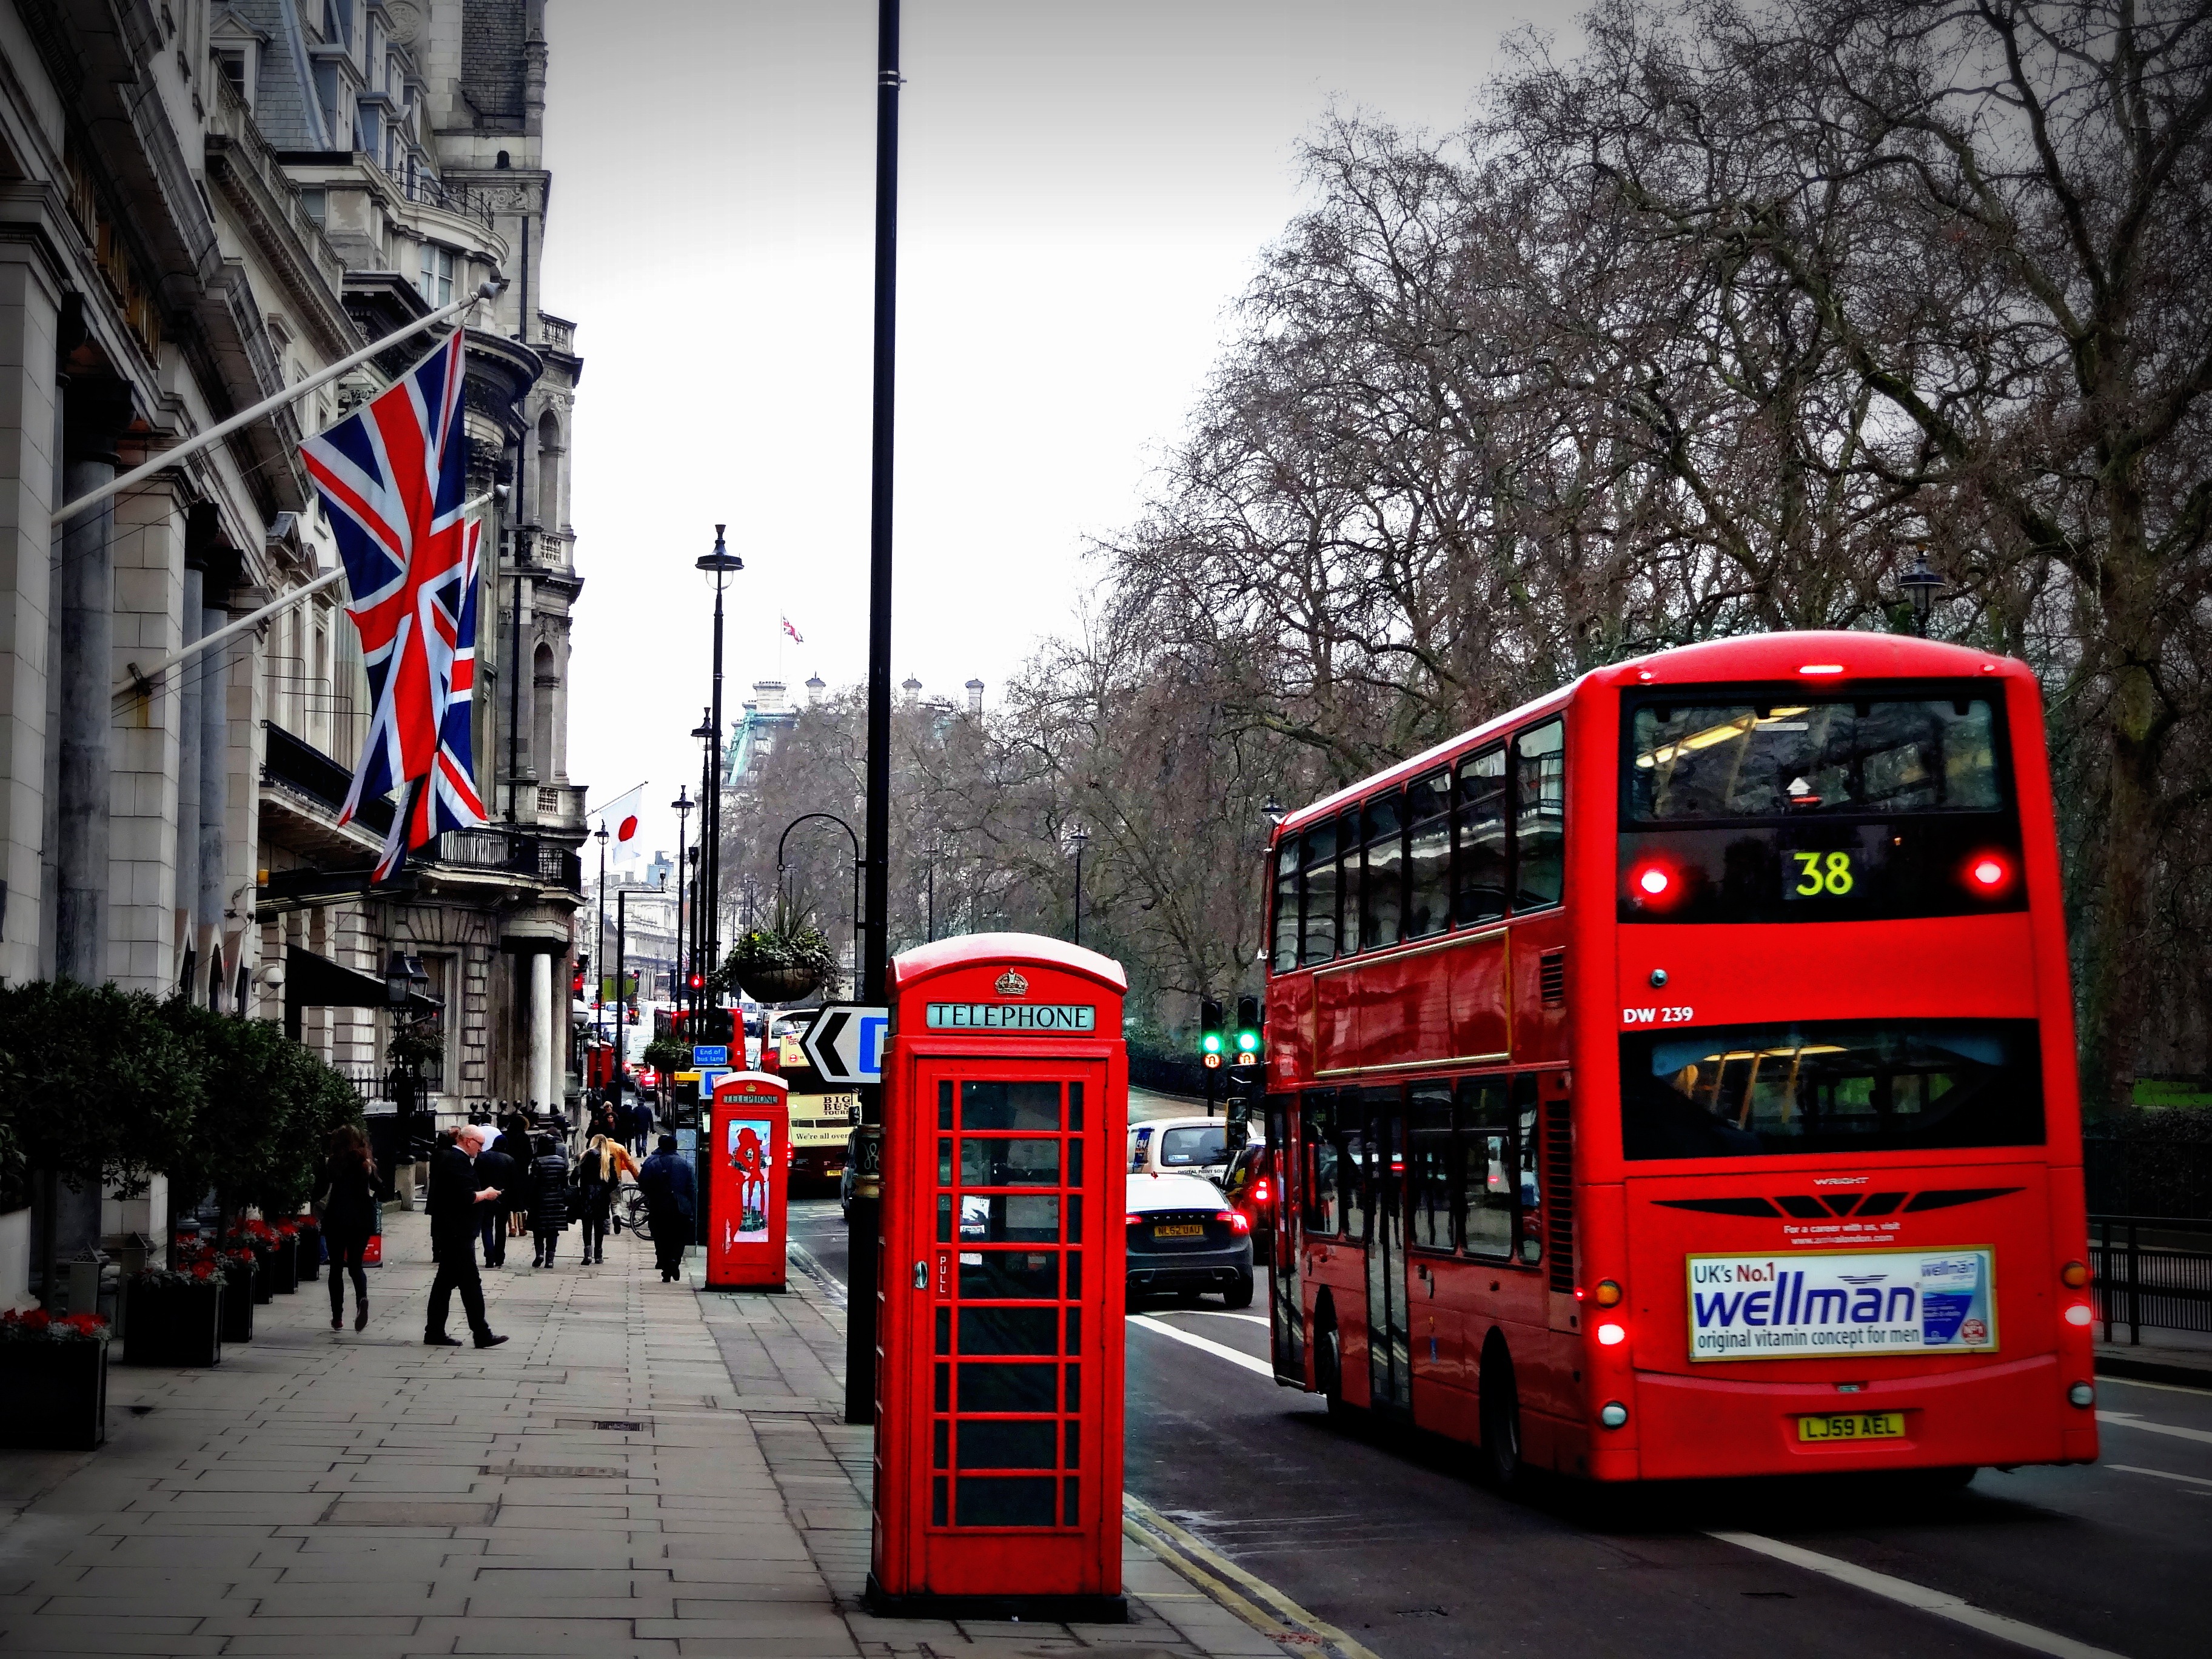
[801,1004,890,1085]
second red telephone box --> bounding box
[868,933,1128,1622]
[706,1072,788,1290]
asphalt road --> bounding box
[787,1198,2210,1659]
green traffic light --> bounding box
[1201,1032,1224,1054]
[1236,1030,1260,1053]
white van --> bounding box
[1127,1115,1231,1178]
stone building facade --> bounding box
[0,0,587,1301]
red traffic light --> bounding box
[687,973,705,991]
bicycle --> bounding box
[614,1184,652,1242]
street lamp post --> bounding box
[697,529,745,1027]
[593,822,610,1098]
[1899,550,1944,637]
[671,786,692,1037]
[1068,825,1090,949]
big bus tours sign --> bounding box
[1688,1248,1997,1362]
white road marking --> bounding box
[2106,1463,2212,1490]
[1153,1308,1271,1327]
[1712,1531,2131,1659]
[1128,1313,1276,1379]
[2097,1374,2212,1398]
[2097,1409,2212,1445]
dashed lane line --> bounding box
[1711,1531,2131,1659]
[1124,1492,1384,1659]
[2105,1463,2212,1490]
[1128,1313,1275,1379]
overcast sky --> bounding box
[543,0,1557,863]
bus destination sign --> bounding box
[925,1002,1097,1032]
[1687,1247,1997,1362]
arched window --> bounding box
[532,642,557,781]
[535,411,563,529]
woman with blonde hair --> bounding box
[574,1133,638,1265]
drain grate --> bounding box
[594,1419,642,1432]
[481,1463,626,1479]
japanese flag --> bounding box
[598,783,647,865]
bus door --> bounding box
[1364,1088,1411,1415]
[1265,1094,1302,1382]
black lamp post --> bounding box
[1899,551,1944,637]
[671,786,692,1034]
[777,813,862,996]
[697,528,744,1037]
[593,822,610,1082]
[384,950,429,1160]
[1068,825,1090,949]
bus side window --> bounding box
[1405,769,1452,939]
[1457,1075,1513,1258]
[1456,747,1508,926]
[1338,1090,1369,1243]
[1271,842,1299,973]
[1513,720,1565,910]
[1336,810,1363,956]
[1302,1091,1338,1235]
[1407,1084,1453,1251]
[1513,1074,1544,1265]
[1362,790,1404,951]
[1300,820,1339,967]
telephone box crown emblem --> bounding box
[994,969,1029,997]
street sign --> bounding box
[692,1044,729,1067]
[801,1004,890,1085]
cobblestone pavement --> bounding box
[0,1209,1304,1658]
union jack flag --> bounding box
[299,329,486,879]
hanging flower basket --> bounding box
[728,915,836,1005]
[739,964,822,1004]
[0,1310,110,1449]
[122,1269,223,1368]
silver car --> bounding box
[1124,1171,1254,1308]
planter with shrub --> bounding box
[0,1309,109,1449]
[122,1266,222,1367]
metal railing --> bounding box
[2089,1215,2212,1346]
[427,827,581,892]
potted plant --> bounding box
[122,1262,222,1367]
[725,899,836,1004]
[295,1216,321,1284]
[182,1244,256,1342]
[0,1308,109,1449]
[270,1219,304,1293]
[226,1221,284,1301]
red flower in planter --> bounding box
[60,1313,104,1336]
[21,1310,49,1333]
[190,1261,215,1280]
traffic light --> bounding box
[688,971,705,993]
[1234,994,1262,1064]
[1199,999,1224,1070]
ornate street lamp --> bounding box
[1899,550,1945,638]
[1068,825,1090,949]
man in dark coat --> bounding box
[471,1129,519,1269]
[424,1124,509,1347]
[637,1133,695,1282]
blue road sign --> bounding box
[691,1044,729,1067]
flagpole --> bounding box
[51,283,500,529]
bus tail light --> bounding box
[2060,1260,2090,1289]
[1218,1210,1252,1236]
[1966,853,2013,894]
[1593,1279,1623,1307]
[2068,1383,2094,1408]
[1596,1321,1627,1346]
[2063,1302,2094,1327]
[1599,1401,1629,1429]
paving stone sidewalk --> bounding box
[0,1209,1299,1658]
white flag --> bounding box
[597,782,646,865]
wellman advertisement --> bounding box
[1686,1247,1998,1361]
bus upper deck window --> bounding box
[1455,748,1507,926]
[1515,722,1565,910]
[1299,821,1339,967]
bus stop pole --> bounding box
[849,0,901,1428]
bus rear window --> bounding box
[1621,1019,2043,1160]
[1629,697,2003,822]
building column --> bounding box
[196,585,228,1005]
[53,375,133,984]
[0,245,61,988]
[172,554,202,992]
[108,478,183,994]
[529,948,554,1110]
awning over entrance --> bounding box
[283,945,439,1040]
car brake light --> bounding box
[1798,663,1845,676]
[1251,1181,1269,1205]
[1218,1209,1251,1236]
[1124,1214,1143,1227]
[1596,1322,1627,1346]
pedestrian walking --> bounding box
[494,1112,534,1244]
[424,1124,508,1348]
[574,1133,637,1265]
[628,1094,654,1159]
[472,1129,520,1268]
[313,1124,378,1332]
[529,1133,572,1266]
[637,1133,696,1282]
[588,1096,619,1145]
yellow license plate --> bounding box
[1153,1223,1204,1238]
[1797,1411,1905,1442]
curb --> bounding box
[2095,1352,2212,1390]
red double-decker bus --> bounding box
[1258,632,2099,1483]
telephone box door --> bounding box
[708,1073,788,1290]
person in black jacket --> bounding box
[313,1124,378,1332]
[424,1124,509,1347]
[492,1113,534,1245]
[529,1133,572,1267]
[637,1134,696,1282]
[471,1128,519,1269]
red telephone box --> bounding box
[706,1073,788,1290]
[868,934,1128,1622]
